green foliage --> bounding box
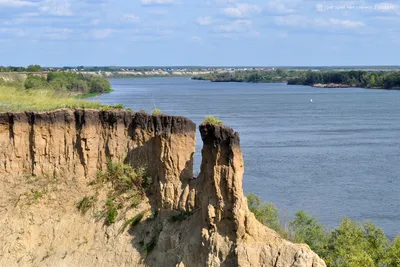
[119,212,145,234]
[289,210,329,255]
[323,219,389,267]
[248,192,400,267]
[89,77,111,93]
[24,75,48,89]
[77,196,97,215]
[152,109,162,115]
[26,64,42,72]
[203,115,223,126]
[384,235,400,267]
[247,193,280,231]
[106,205,118,225]
[33,191,43,200]
[193,69,400,89]
[24,71,112,95]
[94,161,152,226]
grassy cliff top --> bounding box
[0,86,105,112]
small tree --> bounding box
[89,77,111,93]
[247,193,280,232]
[289,210,329,255]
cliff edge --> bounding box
[0,109,325,267]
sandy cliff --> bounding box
[0,109,325,267]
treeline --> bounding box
[193,69,400,89]
[288,70,400,89]
[248,193,400,267]
[0,64,42,72]
[192,69,294,83]
[24,72,111,94]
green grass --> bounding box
[119,211,145,234]
[74,89,115,99]
[0,85,104,111]
[152,109,162,115]
[202,115,223,126]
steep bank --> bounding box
[0,109,325,267]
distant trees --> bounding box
[24,72,111,94]
[193,69,400,89]
[26,65,42,72]
[248,193,400,267]
[0,65,42,72]
[287,70,400,89]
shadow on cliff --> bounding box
[123,134,203,266]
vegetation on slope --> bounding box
[0,76,122,111]
[83,160,152,228]
[0,85,105,111]
[248,193,400,267]
[193,69,400,89]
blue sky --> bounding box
[0,0,399,66]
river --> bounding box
[89,77,400,238]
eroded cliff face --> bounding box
[0,109,325,267]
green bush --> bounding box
[247,193,280,231]
[24,72,111,95]
[152,109,162,115]
[384,235,400,266]
[24,75,48,89]
[203,115,223,126]
[248,192,400,267]
[89,77,111,93]
[289,210,329,255]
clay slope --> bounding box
[0,109,325,267]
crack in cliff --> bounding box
[28,112,35,175]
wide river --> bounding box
[90,77,400,238]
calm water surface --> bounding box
[90,77,400,238]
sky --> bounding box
[0,0,399,66]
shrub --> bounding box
[289,210,329,255]
[89,77,111,93]
[385,235,400,267]
[24,75,48,89]
[247,193,280,231]
[203,115,222,125]
[152,109,162,115]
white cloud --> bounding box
[266,1,296,14]
[274,15,364,29]
[191,35,202,42]
[122,14,140,23]
[91,28,114,39]
[42,27,73,40]
[214,19,252,32]
[196,16,213,26]
[140,0,175,6]
[328,19,364,28]
[40,0,72,16]
[222,3,261,18]
[89,18,101,26]
[0,0,37,7]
